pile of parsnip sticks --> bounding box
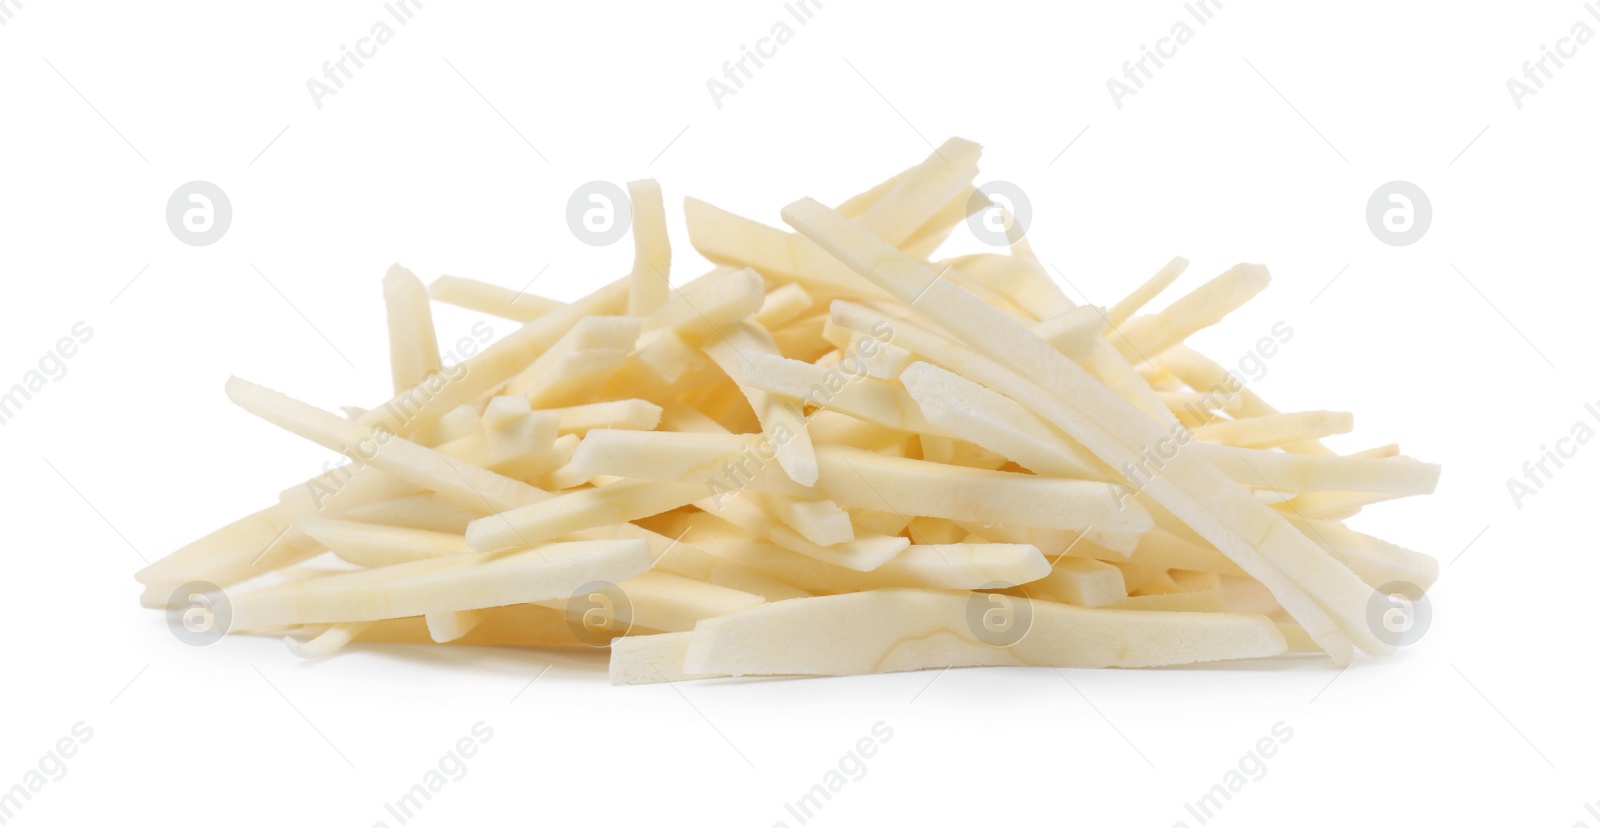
[138,138,1439,683]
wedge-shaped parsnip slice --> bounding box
[626,179,672,315]
[783,199,1384,661]
[466,479,704,551]
[135,503,324,589]
[228,539,652,629]
[299,518,471,567]
[1193,411,1355,449]
[812,445,1150,533]
[505,316,642,402]
[855,138,981,246]
[682,589,1287,676]
[427,275,561,323]
[383,265,442,394]
[684,198,894,302]
[610,632,721,685]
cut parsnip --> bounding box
[228,539,652,629]
[682,589,1287,676]
[141,138,1437,681]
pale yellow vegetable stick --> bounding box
[1111,263,1271,361]
[345,494,481,534]
[540,399,663,435]
[299,518,472,567]
[682,589,1288,676]
[757,493,854,546]
[425,609,490,643]
[1194,443,1440,495]
[1030,305,1107,359]
[782,200,1380,660]
[1193,411,1354,449]
[286,622,374,658]
[382,265,442,394]
[697,493,908,572]
[1024,558,1128,608]
[539,570,763,633]
[465,479,705,552]
[610,632,720,685]
[427,275,562,323]
[626,179,672,316]
[855,137,981,246]
[229,539,652,628]
[703,321,819,486]
[1108,256,1188,327]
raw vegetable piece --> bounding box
[383,265,442,394]
[428,275,561,322]
[1193,411,1355,449]
[682,589,1288,676]
[299,518,471,567]
[1108,256,1189,327]
[610,632,720,685]
[626,179,672,316]
[465,479,705,551]
[538,570,763,633]
[227,539,653,629]
[1024,558,1128,608]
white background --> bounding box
[1,1,1596,825]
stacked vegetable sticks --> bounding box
[137,138,1439,683]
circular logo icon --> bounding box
[1365,580,1431,647]
[166,581,231,646]
[965,584,1034,648]
[166,181,232,246]
[566,181,631,246]
[966,181,1032,247]
[566,580,633,647]
[1365,181,1430,247]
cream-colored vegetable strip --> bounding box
[382,265,442,394]
[1193,411,1355,449]
[465,479,705,551]
[427,275,561,323]
[782,198,1387,661]
[228,539,653,629]
[1110,263,1270,361]
[610,632,721,685]
[682,589,1288,676]
[703,320,820,486]
[298,518,471,567]
[540,571,764,633]
[287,622,374,658]
[626,179,672,316]
[1108,256,1188,327]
